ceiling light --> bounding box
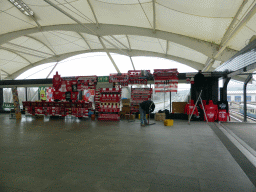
[8,0,34,16]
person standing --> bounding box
[139,100,155,126]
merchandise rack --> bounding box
[130,88,152,113]
[153,69,179,93]
[23,101,92,118]
[94,88,100,113]
[98,88,121,121]
[127,70,150,85]
[109,73,129,86]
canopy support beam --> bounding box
[203,0,253,71]
[244,74,252,122]
[98,37,120,73]
[87,0,99,28]
[77,32,92,50]
[25,35,56,55]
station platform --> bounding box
[0,114,256,192]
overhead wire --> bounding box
[137,0,153,28]
[24,64,56,79]
[48,31,90,49]
[0,10,37,27]
[44,0,131,57]
[62,0,95,24]
[157,2,234,19]
[0,58,28,65]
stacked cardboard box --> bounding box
[155,113,166,121]
[172,102,187,113]
[120,99,130,119]
[122,99,130,106]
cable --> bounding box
[137,0,152,28]
[157,2,234,19]
[63,0,95,24]
[24,64,55,79]
[55,0,95,24]
[157,38,165,54]
[0,10,37,27]
[0,58,28,65]
[47,31,89,49]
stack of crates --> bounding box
[130,88,152,113]
[98,88,121,121]
[128,70,150,85]
[94,89,100,114]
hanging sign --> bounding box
[98,76,109,82]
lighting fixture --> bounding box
[8,0,34,16]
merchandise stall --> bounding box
[22,69,230,123]
[98,88,121,121]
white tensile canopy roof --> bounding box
[1,0,256,80]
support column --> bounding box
[25,87,28,101]
[211,77,219,103]
[170,92,172,113]
[222,77,231,101]
[0,88,3,112]
[244,74,252,122]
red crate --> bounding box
[23,101,31,106]
[35,107,43,115]
[109,73,129,83]
[100,88,121,93]
[48,102,54,107]
[128,70,150,77]
[55,102,60,107]
[60,107,66,116]
[43,102,49,107]
[128,79,147,85]
[98,113,120,121]
[31,102,37,107]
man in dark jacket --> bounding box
[139,100,155,126]
[194,70,205,105]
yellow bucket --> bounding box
[164,119,174,126]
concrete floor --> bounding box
[0,114,255,192]
[224,122,256,151]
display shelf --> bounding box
[100,88,121,93]
[23,101,92,118]
[98,88,121,121]
[98,113,120,121]
[130,88,152,113]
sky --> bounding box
[16,52,198,90]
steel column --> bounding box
[222,77,231,101]
[0,88,3,112]
[243,74,252,122]
[170,92,172,113]
[25,87,27,101]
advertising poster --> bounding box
[38,87,46,101]
[46,87,54,102]
[83,89,95,102]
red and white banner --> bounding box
[46,87,54,102]
[154,79,178,84]
[153,69,179,92]
[154,84,178,92]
